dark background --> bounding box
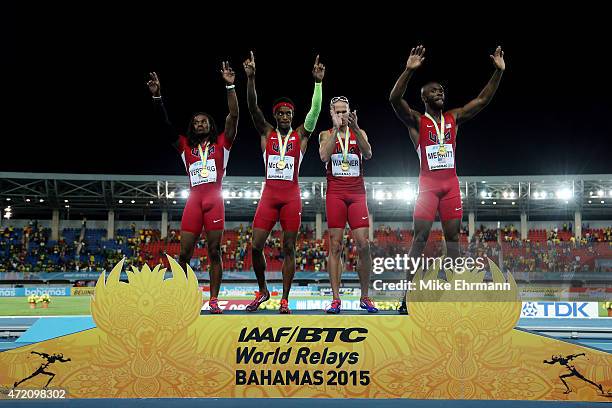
[3,7,609,178]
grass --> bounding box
[0,297,92,316]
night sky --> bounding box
[4,8,610,178]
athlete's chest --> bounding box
[268,135,299,155]
[185,144,221,162]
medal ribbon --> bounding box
[336,127,350,162]
[276,128,292,162]
[198,142,210,176]
[424,112,446,147]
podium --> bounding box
[1,257,610,402]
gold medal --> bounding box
[341,161,350,171]
[438,145,447,155]
[277,160,286,170]
[200,168,209,178]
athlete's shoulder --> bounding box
[177,135,189,150]
[217,131,233,150]
[443,111,457,124]
[318,129,332,141]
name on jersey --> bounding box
[190,163,217,176]
[331,158,359,166]
[426,149,454,160]
[268,161,295,170]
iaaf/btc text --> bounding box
[372,255,486,274]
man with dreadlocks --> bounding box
[242,51,324,314]
[147,62,238,314]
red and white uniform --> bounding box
[413,112,462,222]
[178,133,232,234]
[253,129,302,232]
[325,128,369,230]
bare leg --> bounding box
[281,231,297,300]
[205,230,223,299]
[442,218,461,261]
[399,219,433,313]
[327,228,344,300]
[251,228,271,294]
[352,227,372,297]
[178,231,198,275]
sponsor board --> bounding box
[520,301,601,318]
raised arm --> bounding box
[297,55,325,150]
[389,46,425,147]
[147,72,180,149]
[347,110,372,160]
[319,108,342,162]
[449,46,505,125]
[243,51,273,150]
[221,61,239,144]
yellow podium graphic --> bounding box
[0,257,610,401]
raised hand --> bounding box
[147,72,161,97]
[490,45,505,71]
[348,110,359,130]
[405,45,425,70]
[312,55,325,82]
[221,61,235,85]
[243,51,256,78]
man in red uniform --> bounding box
[389,45,505,314]
[147,62,238,314]
[319,96,377,313]
[243,51,324,314]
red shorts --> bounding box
[326,192,369,230]
[253,187,301,232]
[413,176,463,222]
[181,189,224,235]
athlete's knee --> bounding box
[355,237,370,253]
[179,246,193,263]
[208,243,221,262]
[329,237,343,256]
[413,229,430,243]
[282,239,296,257]
[444,231,459,243]
[251,240,265,255]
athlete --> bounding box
[319,96,377,313]
[147,63,238,314]
[243,51,324,314]
[389,45,505,314]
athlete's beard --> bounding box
[189,130,210,146]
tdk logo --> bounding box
[521,302,594,318]
[239,327,367,343]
